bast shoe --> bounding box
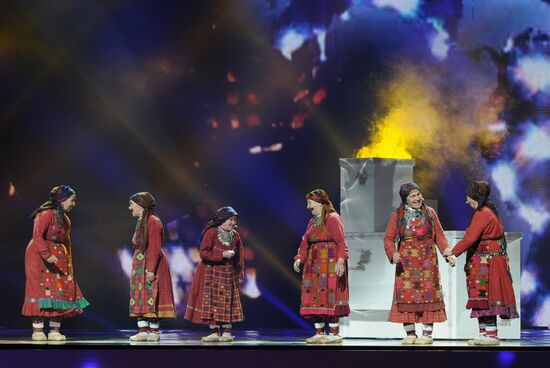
[201,333,221,342]
[467,334,485,346]
[147,332,160,342]
[129,332,149,342]
[305,334,328,344]
[31,332,47,341]
[47,331,67,341]
[401,335,417,345]
[323,334,343,344]
[474,336,500,346]
[414,335,433,345]
[219,333,234,342]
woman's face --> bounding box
[128,200,144,218]
[220,216,237,231]
[306,199,323,216]
[60,194,77,212]
[406,189,423,209]
[466,196,478,210]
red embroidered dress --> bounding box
[384,206,448,323]
[22,209,89,317]
[452,206,518,319]
[129,214,176,318]
[295,212,350,317]
[185,227,244,324]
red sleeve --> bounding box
[429,207,451,255]
[234,233,244,281]
[200,228,224,262]
[294,219,313,262]
[33,211,53,261]
[146,216,163,273]
[327,213,348,261]
[452,211,489,257]
[383,212,399,263]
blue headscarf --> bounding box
[31,185,76,227]
[201,206,238,238]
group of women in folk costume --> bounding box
[23,181,517,346]
[293,182,517,346]
[23,186,243,342]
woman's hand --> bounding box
[223,250,235,259]
[335,258,346,277]
[392,252,401,264]
[443,248,453,257]
[293,259,301,273]
[46,255,59,264]
[445,255,457,267]
[146,271,156,283]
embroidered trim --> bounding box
[36,297,90,310]
[217,227,234,246]
[404,205,426,228]
[474,250,507,257]
[313,215,322,226]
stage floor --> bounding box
[0,329,548,349]
[1,329,548,368]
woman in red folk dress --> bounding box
[128,192,176,341]
[444,181,518,346]
[22,185,89,341]
[185,206,244,343]
[384,181,455,345]
[293,189,349,344]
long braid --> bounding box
[138,209,150,252]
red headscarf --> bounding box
[306,189,336,228]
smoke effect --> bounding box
[356,60,491,193]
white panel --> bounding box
[341,231,522,339]
[340,158,415,233]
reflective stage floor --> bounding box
[1,328,549,348]
[0,329,548,367]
